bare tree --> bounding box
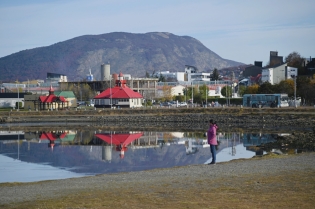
[285,51,304,68]
[162,85,173,101]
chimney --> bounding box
[254,61,262,67]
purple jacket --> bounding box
[207,124,218,145]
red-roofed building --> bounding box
[94,72,143,108]
[38,86,69,110]
[40,131,67,150]
[95,132,143,159]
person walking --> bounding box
[207,119,218,165]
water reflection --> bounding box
[0,130,297,183]
[95,132,144,161]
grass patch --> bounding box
[2,167,314,209]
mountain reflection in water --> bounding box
[0,130,287,183]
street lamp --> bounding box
[294,75,297,107]
[291,75,297,107]
[191,81,194,107]
[144,92,146,108]
[231,83,233,105]
[206,85,208,108]
[226,82,227,106]
[80,86,82,102]
[16,84,19,111]
[18,84,19,111]
[110,77,112,109]
[185,86,186,103]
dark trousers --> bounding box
[210,144,216,163]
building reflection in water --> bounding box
[242,133,278,155]
[95,132,143,161]
[39,131,76,151]
[184,139,209,155]
[1,129,305,183]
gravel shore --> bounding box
[1,152,314,208]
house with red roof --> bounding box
[95,132,143,159]
[38,86,69,110]
[40,131,68,150]
[94,72,143,108]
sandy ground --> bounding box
[0,152,314,208]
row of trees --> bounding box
[159,84,219,105]
[66,83,95,103]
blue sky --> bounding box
[0,0,314,65]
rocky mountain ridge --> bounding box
[0,32,244,82]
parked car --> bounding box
[179,102,188,107]
[161,102,172,107]
[77,101,86,106]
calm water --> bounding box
[0,129,290,183]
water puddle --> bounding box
[0,129,310,183]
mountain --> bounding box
[0,32,243,82]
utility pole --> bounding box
[191,81,194,107]
[185,86,186,103]
[294,75,297,107]
[226,83,227,106]
[16,84,19,111]
[206,85,208,108]
[80,84,82,102]
[110,77,112,109]
[291,74,297,107]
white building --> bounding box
[0,93,25,108]
[184,65,211,83]
[261,63,299,85]
[208,85,225,98]
[185,139,209,155]
[261,63,287,84]
[46,73,67,83]
[261,68,273,84]
[155,71,185,82]
[123,74,132,80]
[1,82,59,95]
[156,84,185,98]
[153,65,212,83]
[184,65,198,74]
[156,83,225,99]
[188,72,211,83]
[286,67,298,79]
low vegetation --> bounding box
[1,154,314,209]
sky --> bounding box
[0,154,85,183]
[0,0,314,65]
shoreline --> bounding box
[0,152,314,208]
[1,107,315,132]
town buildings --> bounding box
[242,51,299,85]
[94,72,143,108]
[2,51,314,109]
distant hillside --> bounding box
[0,32,244,82]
